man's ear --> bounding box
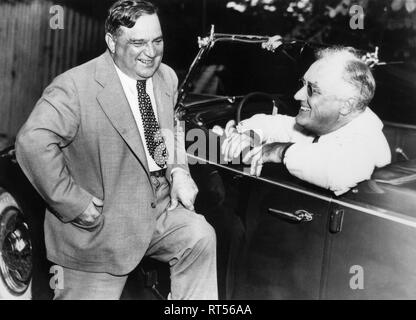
[105,32,116,54]
[339,98,356,116]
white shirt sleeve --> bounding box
[238,109,391,195]
[237,114,308,144]
[284,138,381,195]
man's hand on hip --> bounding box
[168,170,198,212]
[73,196,103,226]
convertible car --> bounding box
[1,27,416,300]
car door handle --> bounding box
[329,208,344,233]
[268,208,314,223]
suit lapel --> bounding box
[153,70,173,133]
[95,51,150,175]
[152,70,176,167]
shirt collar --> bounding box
[324,107,383,138]
[113,63,153,93]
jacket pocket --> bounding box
[71,214,104,231]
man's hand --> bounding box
[243,142,290,176]
[168,170,199,211]
[220,120,259,162]
[222,132,253,162]
[73,196,103,226]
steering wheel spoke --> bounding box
[236,92,289,124]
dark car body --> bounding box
[176,29,416,300]
[1,28,416,300]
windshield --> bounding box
[188,41,316,98]
[185,39,416,125]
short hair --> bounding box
[105,0,158,37]
[316,46,376,110]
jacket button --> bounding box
[151,202,156,208]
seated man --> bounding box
[221,46,391,195]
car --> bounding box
[178,26,416,300]
[1,26,416,300]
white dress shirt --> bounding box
[114,65,166,172]
[238,108,391,195]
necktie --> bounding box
[136,80,167,168]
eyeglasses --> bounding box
[299,78,320,98]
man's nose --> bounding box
[294,85,307,101]
[144,43,156,57]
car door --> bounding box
[322,201,416,299]
[232,165,333,299]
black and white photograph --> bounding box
[0,0,416,305]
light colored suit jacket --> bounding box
[16,51,188,275]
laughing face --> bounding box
[294,58,357,135]
[107,13,163,80]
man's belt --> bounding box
[150,168,166,178]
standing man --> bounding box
[16,0,217,300]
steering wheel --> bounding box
[235,92,289,124]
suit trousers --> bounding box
[53,175,218,300]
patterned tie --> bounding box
[136,80,167,168]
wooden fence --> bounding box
[0,0,105,138]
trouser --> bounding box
[53,175,218,300]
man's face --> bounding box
[294,58,355,135]
[110,14,163,80]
